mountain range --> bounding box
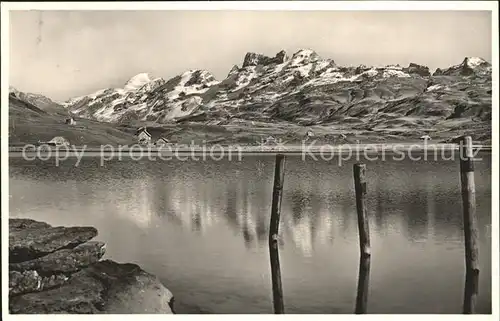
[9,49,492,145]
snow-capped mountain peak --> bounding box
[124,73,156,92]
[61,51,491,126]
[290,49,320,66]
[463,57,488,68]
[433,56,491,76]
[241,50,289,68]
[227,65,240,77]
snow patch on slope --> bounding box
[94,104,119,122]
[273,62,287,74]
[64,88,111,106]
[314,60,331,73]
[166,70,219,100]
[465,57,487,68]
[124,73,154,92]
[382,69,411,78]
[232,66,257,92]
[290,49,319,66]
[302,68,354,87]
[164,96,203,120]
[294,64,313,78]
[359,68,379,78]
[426,84,445,92]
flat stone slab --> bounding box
[9,220,98,263]
[9,270,42,296]
[10,218,52,230]
[9,218,175,314]
[9,270,69,297]
[87,260,175,314]
[9,260,174,314]
[10,241,106,275]
[10,268,106,313]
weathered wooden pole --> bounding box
[353,164,371,257]
[269,154,286,314]
[459,136,479,314]
[355,255,371,314]
[353,163,371,314]
[463,268,479,314]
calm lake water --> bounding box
[9,153,492,314]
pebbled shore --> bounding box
[8,218,175,314]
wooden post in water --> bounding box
[269,154,286,314]
[355,255,371,314]
[353,164,371,257]
[353,163,371,314]
[463,268,479,314]
[459,136,479,314]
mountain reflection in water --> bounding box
[9,155,492,314]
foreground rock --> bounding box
[9,270,42,296]
[9,219,98,263]
[10,218,52,230]
[9,218,174,314]
[10,260,175,314]
[10,241,106,275]
[9,270,68,296]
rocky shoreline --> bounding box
[8,218,175,314]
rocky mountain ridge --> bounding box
[434,57,492,77]
[10,49,492,144]
[60,49,491,127]
[9,86,68,116]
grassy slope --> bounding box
[9,96,137,146]
[114,116,491,146]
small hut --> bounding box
[264,136,278,145]
[136,127,152,145]
[155,137,171,148]
[47,136,70,147]
[65,117,76,125]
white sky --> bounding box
[9,10,492,101]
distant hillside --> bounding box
[8,90,137,146]
[9,87,68,116]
